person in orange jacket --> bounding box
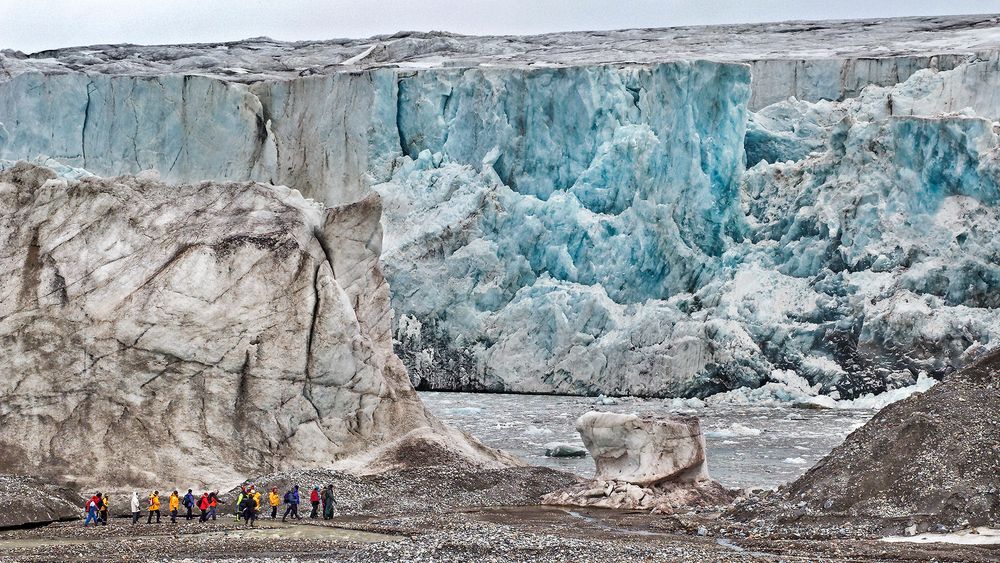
[207,491,218,521]
[169,490,180,523]
[147,491,161,524]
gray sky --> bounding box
[3,0,998,53]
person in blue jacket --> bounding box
[281,485,302,522]
[183,489,195,520]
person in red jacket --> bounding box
[198,493,210,523]
[83,493,101,527]
[309,487,320,518]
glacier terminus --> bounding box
[3,14,1000,400]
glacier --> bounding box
[387,51,1000,398]
[2,15,1000,398]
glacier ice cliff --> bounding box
[3,15,1000,399]
[387,52,1000,398]
[0,163,513,486]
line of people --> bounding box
[126,490,222,524]
[83,483,336,526]
[235,483,337,527]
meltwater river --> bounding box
[420,391,876,490]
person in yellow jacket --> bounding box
[268,487,280,520]
[169,490,180,524]
[147,491,161,524]
[251,489,262,526]
[99,494,110,526]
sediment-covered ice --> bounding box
[0,162,515,486]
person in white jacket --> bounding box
[130,492,141,525]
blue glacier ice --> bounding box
[384,54,1000,397]
[3,42,1000,398]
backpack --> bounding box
[183,494,192,507]
[283,491,292,504]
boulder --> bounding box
[577,411,710,485]
[542,411,734,512]
[0,163,515,487]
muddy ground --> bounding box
[1,505,998,562]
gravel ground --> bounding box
[3,506,999,562]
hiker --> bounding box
[207,491,218,520]
[235,486,244,521]
[99,494,110,526]
[281,485,301,522]
[83,493,100,527]
[169,490,180,523]
[198,492,210,522]
[251,488,262,525]
[268,487,280,519]
[309,487,320,518]
[240,490,255,527]
[131,491,141,524]
[322,485,336,520]
[147,491,161,524]
[183,489,195,520]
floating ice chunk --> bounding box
[525,425,555,436]
[783,457,809,465]
[667,397,707,410]
[706,423,763,438]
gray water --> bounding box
[420,391,874,489]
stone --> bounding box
[576,411,710,486]
[0,163,514,487]
[543,443,588,458]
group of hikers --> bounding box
[82,483,337,527]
